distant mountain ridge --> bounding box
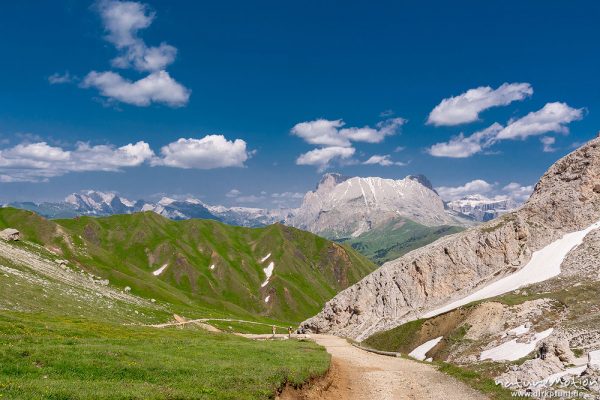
[446,194,518,221]
[7,191,289,228]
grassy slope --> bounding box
[0,208,332,399]
[0,312,329,400]
[0,208,377,325]
[338,217,464,265]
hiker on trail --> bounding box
[539,342,548,360]
[272,325,276,338]
[287,326,292,339]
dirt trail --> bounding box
[276,335,489,400]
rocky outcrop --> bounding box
[289,173,462,239]
[300,137,600,340]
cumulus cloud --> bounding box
[427,82,533,126]
[296,146,356,171]
[427,123,502,158]
[502,182,534,203]
[154,135,250,169]
[0,141,154,182]
[291,117,405,147]
[75,0,190,107]
[0,133,251,182]
[495,102,584,140]
[436,179,494,201]
[427,102,583,158]
[82,70,190,107]
[363,154,406,167]
[292,117,405,170]
[97,0,177,72]
[436,179,533,203]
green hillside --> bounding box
[338,217,464,265]
[0,207,376,324]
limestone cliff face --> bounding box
[300,137,600,340]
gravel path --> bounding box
[279,335,489,400]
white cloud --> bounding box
[291,117,405,147]
[48,72,75,84]
[436,179,494,201]
[427,123,502,158]
[97,0,177,72]
[296,146,356,171]
[427,83,533,126]
[75,0,190,107]
[540,136,556,152]
[496,102,584,140]
[0,141,154,182]
[436,179,533,203]
[291,119,349,146]
[82,70,190,107]
[226,189,241,198]
[155,135,250,169]
[0,133,252,182]
[502,182,534,203]
[427,102,583,158]
[363,154,406,167]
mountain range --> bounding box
[301,136,600,392]
[4,173,522,265]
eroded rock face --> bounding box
[300,137,600,340]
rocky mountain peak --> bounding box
[316,172,350,191]
[407,174,436,193]
[300,137,600,340]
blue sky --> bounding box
[0,1,598,207]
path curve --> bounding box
[278,335,488,400]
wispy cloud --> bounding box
[427,83,533,126]
[362,154,406,167]
[48,72,76,84]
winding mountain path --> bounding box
[256,334,488,400]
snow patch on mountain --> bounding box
[423,219,600,318]
[261,262,275,288]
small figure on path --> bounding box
[287,326,292,339]
[539,342,548,360]
[272,325,276,338]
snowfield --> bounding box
[409,336,443,361]
[480,328,553,361]
[423,220,600,318]
[507,324,530,336]
[260,262,275,288]
[152,264,168,276]
[260,253,271,263]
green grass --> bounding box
[0,312,330,400]
[0,208,377,325]
[338,217,463,265]
[437,362,526,400]
[362,319,425,352]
